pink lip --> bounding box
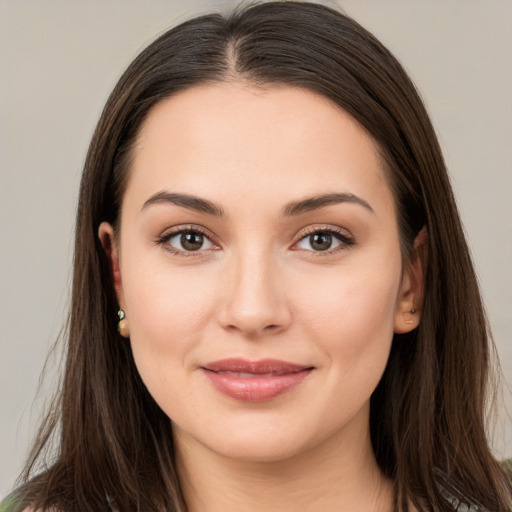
[201,358,314,402]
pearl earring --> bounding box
[117,309,129,337]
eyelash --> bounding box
[156,225,355,258]
[297,226,355,257]
[156,225,213,259]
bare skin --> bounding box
[175,402,395,512]
[100,82,425,512]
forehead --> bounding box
[123,82,394,219]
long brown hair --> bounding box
[18,2,511,511]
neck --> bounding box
[174,414,394,512]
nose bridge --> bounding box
[218,239,290,337]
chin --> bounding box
[210,435,313,463]
[176,411,347,465]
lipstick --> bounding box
[201,358,313,402]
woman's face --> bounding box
[100,83,422,462]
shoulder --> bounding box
[0,499,33,512]
[1,503,53,512]
[437,459,512,512]
[503,458,512,476]
[436,470,481,512]
[0,493,55,512]
[0,493,21,512]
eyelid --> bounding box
[156,223,355,258]
[156,224,220,258]
[292,225,355,255]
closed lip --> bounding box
[201,358,313,375]
[200,358,314,402]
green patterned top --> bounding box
[0,494,20,512]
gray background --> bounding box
[1,0,511,498]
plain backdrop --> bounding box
[1,0,511,498]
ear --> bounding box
[98,222,125,311]
[394,227,428,334]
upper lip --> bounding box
[201,358,313,375]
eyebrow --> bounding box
[282,192,374,216]
[141,191,374,217]
[142,192,225,216]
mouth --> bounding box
[200,358,314,402]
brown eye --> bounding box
[310,233,333,251]
[295,228,354,254]
[181,231,204,251]
[165,229,215,253]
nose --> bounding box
[216,247,292,339]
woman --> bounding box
[3,1,511,511]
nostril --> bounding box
[216,284,292,337]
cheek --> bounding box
[121,258,218,387]
[289,261,401,438]
[297,256,401,374]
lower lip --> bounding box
[202,369,313,402]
